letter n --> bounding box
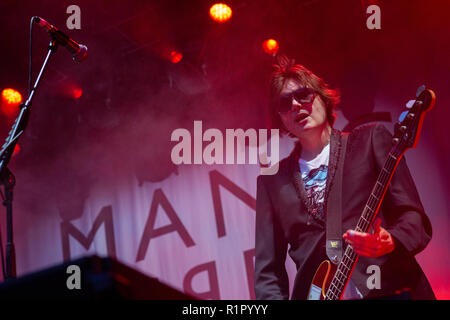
[61,206,116,261]
[136,189,195,262]
[210,170,256,238]
[183,261,220,299]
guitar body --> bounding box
[307,260,337,300]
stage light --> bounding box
[262,39,280,55]
[72,87,83,99]
[58,82,83,100]
[1,88,22,116]
[12,144,20,157]
[1,88,22,106]
[169,51,183,63]
[210,3,232,23]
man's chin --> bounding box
[292,122,322,137]
[295,122,312,131]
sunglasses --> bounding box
[278,87,316,113]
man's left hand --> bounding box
[343,218,395,258]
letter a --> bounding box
[136,189,195,262]
[366,5,381,30]
[171,128,192,164]
[66,5,81,30]
[366,265,381,290]
[66,265,81,289]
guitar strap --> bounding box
[326,132,349,265]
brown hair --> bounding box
[269,55,339,135]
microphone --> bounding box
[33,16,88,62]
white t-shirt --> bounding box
[299,144,330,210]
[298,143,330,221]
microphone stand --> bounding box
[0,39,59,280]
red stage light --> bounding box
[12,144,20,157]
[262,39,280,55]
[58,82,83,100]
[210,3,232,23]
[1,88,22,116]
[2,88,22,106]
[72,87,83,99]
[170,51,183,63]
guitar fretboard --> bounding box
[325,148,403,300]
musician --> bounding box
[254,55,435,300]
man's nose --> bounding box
[291,98,302,110]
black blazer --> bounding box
[254,123,435,300]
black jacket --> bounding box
[254,123,435,300]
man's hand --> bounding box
[343,218,395,258]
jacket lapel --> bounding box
[289,129,343,223]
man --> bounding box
[254,55,435,300]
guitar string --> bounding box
[327,154,397,298]
[327,160,395,298]
[325,138,406,299]
[326,147,403,298]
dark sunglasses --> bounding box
[278,87,316,113]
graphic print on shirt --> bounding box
[303,164,328,221]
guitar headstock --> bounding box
[393,85,435,155]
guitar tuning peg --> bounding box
[406,100,415,109]
[398,111,408,122]
[416,85,426,97]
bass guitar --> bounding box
[307,85,435,300]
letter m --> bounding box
[61,205,116,261]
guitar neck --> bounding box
[325,147,403,300]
